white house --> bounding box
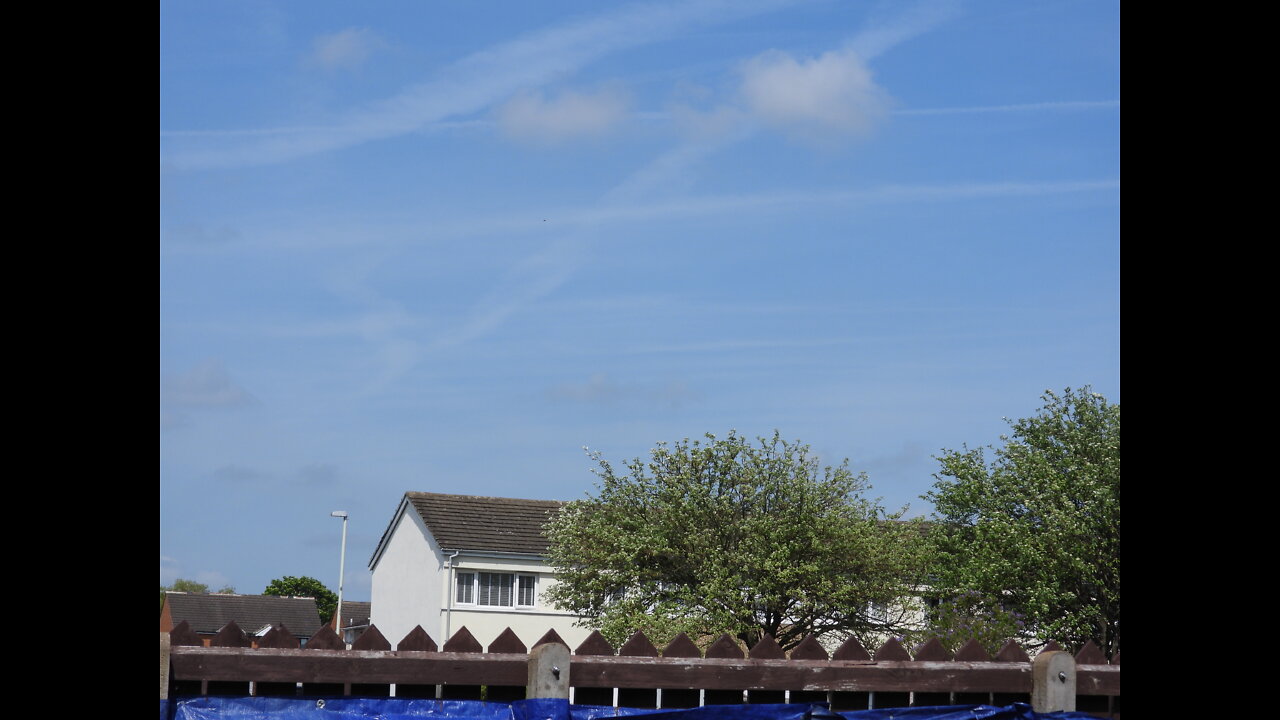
[368,492,593,650]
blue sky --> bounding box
[160,0,1119,602]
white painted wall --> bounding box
[370,506,444,646]
[443,555,592,649]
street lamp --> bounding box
[330,511,348,637]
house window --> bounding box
[455,572,474,604]
[455,572,536,607]
[478,572,513,606]
[518,575,535,606]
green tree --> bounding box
[263,576,338,624]
[159,578,235,608]
[545,431,930,651]
[925,387,1120,656]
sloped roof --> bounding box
[164,592,323,635]
[336,600,372,628]
[404,492,565,555]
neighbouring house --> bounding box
[369,492,592,649]
[160,592,324,645]
[330,600,373,645]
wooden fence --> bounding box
[160,622,1120,718]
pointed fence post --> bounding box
[1032,650,1076,712]
[528,642,570,699]
[160,631,171,700]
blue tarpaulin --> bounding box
[161,698,1100,720]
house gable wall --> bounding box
[370,505,444,647]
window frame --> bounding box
[453,571,537,608]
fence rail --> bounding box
[160,621,1119,717]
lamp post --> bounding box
[330,511,348,637]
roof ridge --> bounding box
[406,491,566,504]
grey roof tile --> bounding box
[164,593,323,636]
[406,492,565,555]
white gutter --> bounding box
[443,549,461,643]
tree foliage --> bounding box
[159,578,235,608]
[545,431,929,651]
[925,387,1120,655]
[263,576,338,624]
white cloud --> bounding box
[740,48,891,141]
[213,464,265,483]
[161,360,255,409]
[160,555,181,585]
[847,0,962,61]
[162,0,798,169]
[307,27,384,70]
[498,87,630,144]
[548,373,701,409]
[298,463,339,486]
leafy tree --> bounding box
[159,578,235,608]
[917,591,1025,656]
[545,431,930,651]
[263,576,338,624]
[925,387,1120,656]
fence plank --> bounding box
[443,627,483,654]
[395,626,437,652]
[534,629,569,649]
[305,626,344,650]
[392,625,440,699]
[574,631,615,656]
[570,656,1032,693]
[258,625,299,650]
[170,647,526,685]
[571,631,615,707]
[619,632,660,707]
[705,635,744,659]
[703,634,746,705]
[212,621,251,648]
[831,637,870,662]
[170,621,204,647]
[913,639,951,662]
[659,633,702,708]
[663,634,701,659]
[351,626,390,652]
[995,641,1030,663]
[489,628,528,654]
[789,636,828,661]
[954,640,990,662]
[488,628,530,702]
[1074,641,1107,666]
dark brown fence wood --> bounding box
[953,640,990,662]
[571,631,615,707]
[258,625,300,650]
[164,625,1119,718]
[396,626,437,652]
[170,621,204,647]
[488,628,531,702]
[747,636,786,703]
[832,637,871,661]
[660,633,702,709]
[912,639,953,706]
[535,629,569,649]
[352,626,391,652]
[829,637,871,711]
[788,635,829,705]
[617,632,660,708]
[703,634,746,705]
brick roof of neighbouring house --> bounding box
[163,592,323,636]
[335,600,372,629]
[404,492,566,555]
